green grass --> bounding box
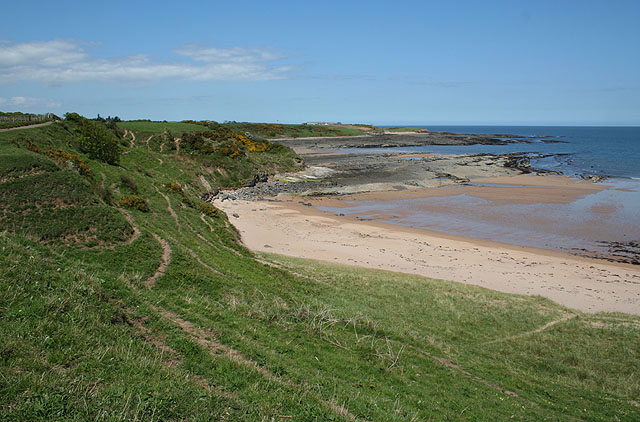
[1,118,639,421]
[118,121,210,134]
[385,126,428,132]
[224,122,368,139]
[119,120,371,140]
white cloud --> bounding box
[175,44,283,63]
[0,40,292,85]
[0,96,61,109]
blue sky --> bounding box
[1,0,638,125]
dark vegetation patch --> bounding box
[162,182,183,193]
[119,173,138,193]
[198,202,220,218]
[65,112,121,165]
[118,195,150,212]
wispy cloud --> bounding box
[0,40,293,85]
[0,96,61,109]
[175,44,284,64]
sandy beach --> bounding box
[208,133,640,315]
[214,175,640,315]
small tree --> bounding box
[78,119,121,165]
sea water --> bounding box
[352,126,640,179]
[320,126,640,258]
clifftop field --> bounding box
[1,116,639,421]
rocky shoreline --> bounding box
[268,131,527,150]
[205,151,560,202]
[200,131,638,267]
[201,132,612,201]
[204,130,565,200]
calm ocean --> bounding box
[320,126,640,258]
[382,126,640,179]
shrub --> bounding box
[163,182,183,193]
[95,184,113,205]
[64,112,84,124]
[162,129,173,146]
[198,203,219,218]
[27,143,42,153]
[78,118,121,165]
[182,196,195,208]
[118,196,149,212]
[104,119,125,138]
[120,174,138,193]
[45,149,93,176]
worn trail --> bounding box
[144,233,172,288]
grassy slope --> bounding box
[118,121,369,140]
[385,126,428,132]
[117,121,209,134]
[219,122,367,139]
[1,122,639,421]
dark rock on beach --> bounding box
[269,132,523,150]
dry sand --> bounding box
[215,175,640,315]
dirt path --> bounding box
[200,214,215,232]
[109,182,120,195]
[155,186,181,231]
[198,175,212,191]
[0,121,54,132]
[401,341,524,399]
[144,233,172,288]
[0,168,47,184]
[104,171,142,246]
[119,208,142,245]
[173,137,181,154]
[145,135,152,150]
[487,314,577,345]
[155,305,358,421]
[198,214,244,257]
[122,305,228,396]
[185,247,222,275]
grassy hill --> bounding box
[1,116,639,421]
[222,122,369,139]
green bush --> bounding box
[44,149,93,176]
[198,202,219,218]
[94,184,113,205]
[65,113,121,165]
[163,182,183,193]
[118,195,149,212]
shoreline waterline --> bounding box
[313,175,640,265]
[214,184,640,315]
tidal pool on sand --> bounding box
[317,179,640,259]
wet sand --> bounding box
[214,174,640,315]
[313,175,640,263]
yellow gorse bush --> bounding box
[44,149,93,176]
